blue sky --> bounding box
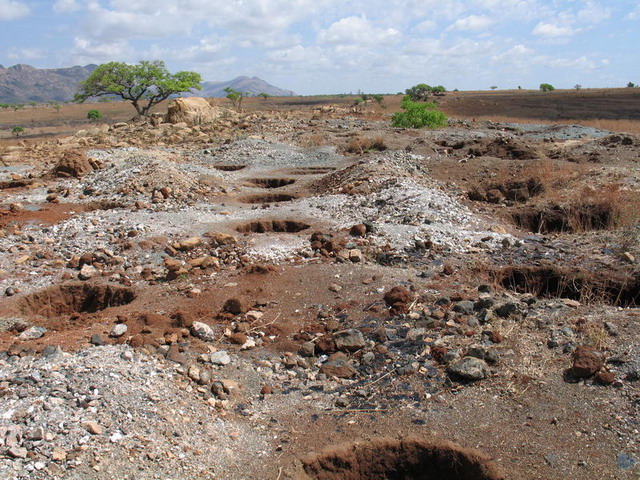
[1,0,639,95]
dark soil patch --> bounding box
[468,177,544,204]
[512,202,617,233]
[213,165,246,171]
[236,220,310,234]
[302,437,505,480]
[239,193,297,204]
[19,283,136,317]
[494,265,640,306]
[248,178,296,188]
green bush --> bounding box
[391,96,447,129]
[539,83,555,92]
[87,109,102,120]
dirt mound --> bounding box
[165,97,225,126]
[18,283,136,317]
[465,137,538,160]
[53,150,99,178]
[301,437,505,480]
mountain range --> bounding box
[0,64,294,104]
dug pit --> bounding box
[19,283,136,317]
[239,193,297,204]
[494,265,640,306]
[248,178,296,188]
[236,220,311,234]
[512,203,617,233]
[301,437,505,480]
[213,165,246,171]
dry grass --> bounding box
[345,135,387,154]
[462,115,640,134]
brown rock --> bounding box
[320,359,357,379]
[223,298,246,315]
[571,346,604,378]
[53,151,95,178]
[229,332,247,345]
[260,386,273,395]
[594,370,615,385]
[349,224,367,237]
[383,286,413,315]
[166,344,187,365]
[82,421,103,435]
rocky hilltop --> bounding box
[0,64,98,104]
[200,75,295,97]
[0,65,294,104]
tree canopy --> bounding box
[74,60,202,116]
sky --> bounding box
[0,0,639,95]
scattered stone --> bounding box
[7,447,28,459]
[349,224,367,237]
[82,421,103,435]
[448,356,490,381]
[320,359,357,379]
[191,321,215,342]
[333,329,366,351]
[90,334,106,346]
[79,264,98,280]
[110,324,128,338]
[210,351,231,366]
[18,326,47,340]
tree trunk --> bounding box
[132,101,144,116]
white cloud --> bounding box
[318,16,401,45]
[53,0,81,13]
[7,47,45,59]
[532,22,579,38]
[626,3,640,20]
[447,14,494,31]
[414,19,437,32]
[71,37,134,64]
[492,44,533,63]
[0,0,29,21]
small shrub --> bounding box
[391,96,447,129]
[539,83,555,92]
[12,126,24,137]
[87,109,102,121]
[627,82,636,88]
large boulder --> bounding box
[165,97,224,126]
[53,151,97,178]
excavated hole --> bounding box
[213,165,246,171]
[248,178,296,188]
[512,203,616,233]
[236,220,310,233]
[19,283,136,317]
[285,167,336,175]
[302,438,505,480]
[494,265,640,306]
[239,193,297,204]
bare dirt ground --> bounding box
[0,91,639,480]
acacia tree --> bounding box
[74,60,202,116]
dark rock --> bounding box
[90,334,106,346]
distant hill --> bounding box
[0,64,98,104]
[0,65,295,104]
[199,76,295,98]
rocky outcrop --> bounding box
[165,97,225,126]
